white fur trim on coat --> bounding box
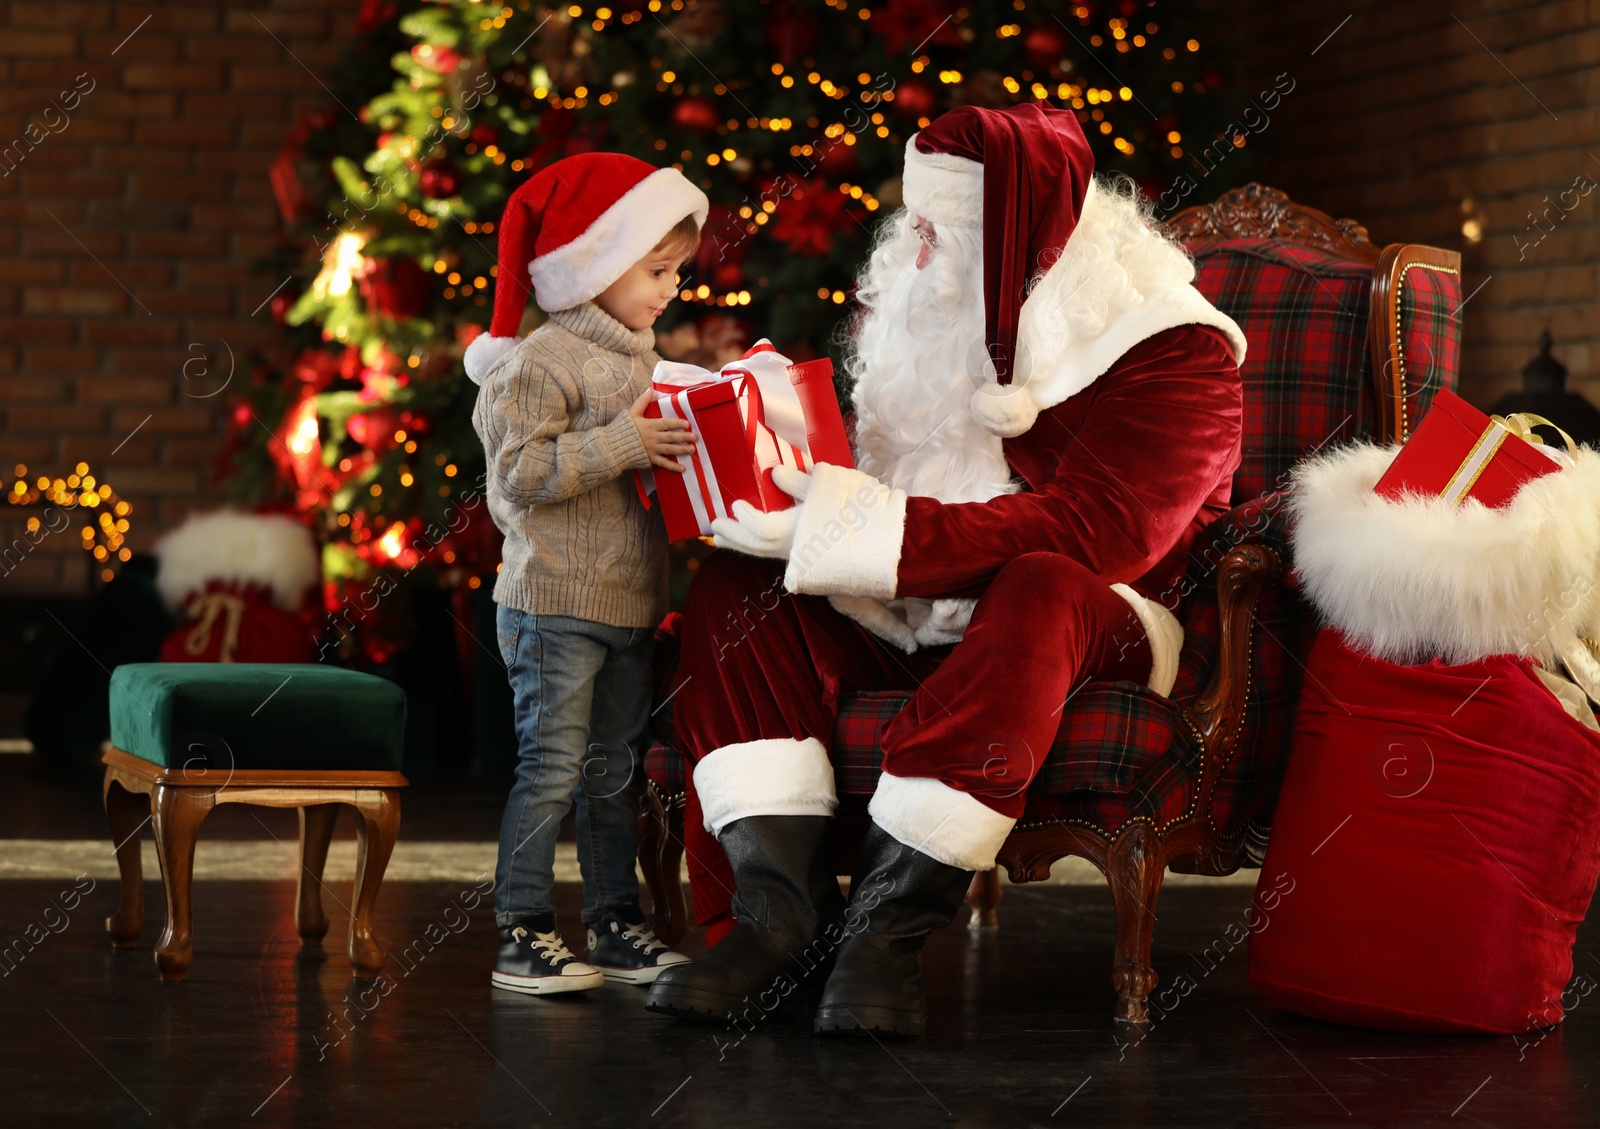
[155,510,319,611]
[530,167,709,313]
[869,773,1015,872]
[784,463,907,600]
[900,137,982,229]
[1110,584,1183,697]
[1290,442,1600,667]
[464,332,518,385]
[693,736,837,834]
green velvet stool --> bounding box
[102,663,408,981]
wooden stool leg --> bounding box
[296,804,340,947]
[103,774,148,948]
[348,789,400,978]
[965,866,1003,930]
[150,784,213,980]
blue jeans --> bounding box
[493,607,653,928]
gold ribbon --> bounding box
[182,592,246,663]
[1438,412,1576,507]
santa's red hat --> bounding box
[465,153,709,383]
[901,103,1095,435]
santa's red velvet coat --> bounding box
[671,322,1242,931]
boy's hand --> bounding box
[629,388,698,473]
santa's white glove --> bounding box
[709,465,815,559]
[710,500,800,559]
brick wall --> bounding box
[0,0,354,596]
[1234,0,1600,408]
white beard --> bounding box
[845,210,1019,506]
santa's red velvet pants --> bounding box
[671,550,1151,928]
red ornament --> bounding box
[1022,24,1070,70]
[891,77,938,120]
[470,123,499,147]
[359,257,432,319]
[765,2,818,63]
[671,94,721,135]
[269,289,297,325]
[419,159,460,198]
[411,44,462,74]
[711,262,744,290]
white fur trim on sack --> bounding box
[693,736,837,834]
[1289,442,1600,667]
[464,331,520,385]
[900,137,983,229]
[868,773,1016,872]
[531,167,709,314]
[784,463,907,600]
[155,509,319,611]
[1110,584,1184,697]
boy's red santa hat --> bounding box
[465,152,708,383]
[901,103,1246,436]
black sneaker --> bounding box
[491,920,604,995]
[585,907,691,985]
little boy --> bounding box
[466,153,708,994]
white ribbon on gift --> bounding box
[649,341,815,533]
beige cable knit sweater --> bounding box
[472,302,668,628]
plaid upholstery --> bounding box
[645,233,1461,857]
[1192,241,1373,504]
[646,740,686,801]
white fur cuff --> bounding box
[1111,584,1184,697]
[693,737,837,834]
[868,773,1016,872]
[784,464,907,600]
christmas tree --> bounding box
[229,0,1252,664]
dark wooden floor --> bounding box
[3,756,1598,1128]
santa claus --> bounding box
[645,103,1247,1035]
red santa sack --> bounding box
[1248,629,1600,1034]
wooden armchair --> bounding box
[639,184,1462,1024]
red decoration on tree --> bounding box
[359,257,432,319]
[419,159,460,198]
[711,261,744,290]
[770,184,853,257]
[411,43,462,74]
[671,94,721,134]
[1022,24,1070,70]
[874,0,963,55]
[766,2,818,64]
[470,123,499,147]
[890,76,939,120]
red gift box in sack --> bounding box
[633,341,853,541]
[1374,388,1573,508]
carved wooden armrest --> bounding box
[1183,543,1282,763]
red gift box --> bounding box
[1374,389,1571,508]
[634,341,854,541]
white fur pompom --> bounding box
[969,382,1039,437]
[464,333,519,384]
[155,510,319,611]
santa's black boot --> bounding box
[645,814,843,1022]
[814,823,973,1037]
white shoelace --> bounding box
[512,926,580,966]
[619,923,669,955]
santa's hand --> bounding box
[711,500,800,560]
[770,464,812,501]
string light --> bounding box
[4,462,131,569]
